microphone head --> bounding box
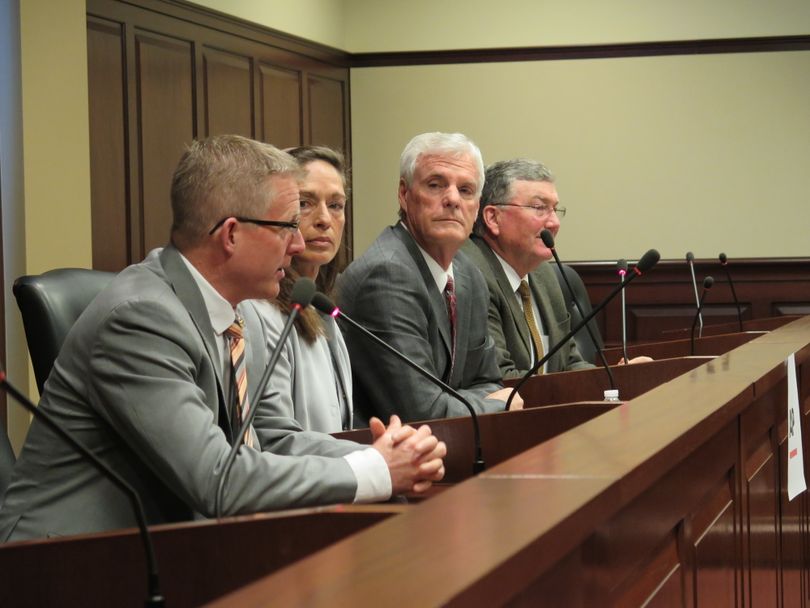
[311,291,337,315]
[719,252,727,265]
[617,259,628,274]
[636,249,661,273]
[290,277,317,308]
[703,275,714,289]
[540,229,555,249]
[685,251,694,262]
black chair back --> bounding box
[552,263,604,364]
[13,269,116,394]
[0,425,14,504]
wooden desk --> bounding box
[0,505,402,607]
[336,357,711,482]
[602,329,764,361]
[661,314,800,338]
[507,355,711,406]
[211,316,810,606]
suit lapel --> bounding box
[159,246,230,430]
[392,224,454,359]
[450,256,474,385]
[323,316,352,429]
[472,235,533,355]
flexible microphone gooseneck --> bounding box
[617,259,629,364]
[311,292,486,475]
[215,277,316,519]
[504,249,661,412]
[686,251,703,337]
[0,367,165,607]
[719,253,744,332]
[540,229,615,390]
[690,276,714,356]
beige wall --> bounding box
[191,0,348,49]
[187,0,810,53]
[350,50,810,261]
[3,0,91,450]
[344,0,810,52]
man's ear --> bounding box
[218,217,239,254]
[397,179,409,214]
[482,205,500,236]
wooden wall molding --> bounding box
[350,35,810,68]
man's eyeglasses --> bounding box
[493,203,566,219]
[208,216,300,235]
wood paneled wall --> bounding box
[86,0,352,271]
[572,257,810,346]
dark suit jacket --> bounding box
[462,235,594,379]
[337,224,504,424]
[0,246,362,542]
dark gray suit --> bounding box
[462,235,594,379]
[0,246,361,542]
[337,224,504,424]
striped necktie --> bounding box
[518,280,545,374]
[224,318,254,448]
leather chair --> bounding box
[0,425,15,504]
[552,263,604,364]
[13,269,116,394]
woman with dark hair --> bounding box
[251,146,353,432]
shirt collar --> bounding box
[493,250,525,294]
[400,221,454,292]
[177,252,237,335]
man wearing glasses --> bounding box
[0,135,445,541]
[462,158,594,378]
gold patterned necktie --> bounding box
[224,318,254,448]
[518,280,545,374]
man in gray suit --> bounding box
[0,135,445,541]
[462,159,594,379]
[338,132,522,424]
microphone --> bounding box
[0,367,165,607]
[540,229,616,390]
[505,249,660,411]
[311,292,486,475]
[617,259,629,365]
[690,276,714,355]
[719,253,744,332]
[215,277,316,518]
[686,251,703,337]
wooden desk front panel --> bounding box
[572,258,810,347]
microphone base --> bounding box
[473,459,486,475]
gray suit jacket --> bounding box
[0,246,361,542]
[337,224,504,424]
[462,235,594,379]
[250,300,353,433]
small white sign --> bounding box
[787,353,806,501]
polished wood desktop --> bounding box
[3,321,808,607]
[209,316,810,606]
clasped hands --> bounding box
[370,415,447,495]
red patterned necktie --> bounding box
[443,275,457,380]
[224,318,254,448]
